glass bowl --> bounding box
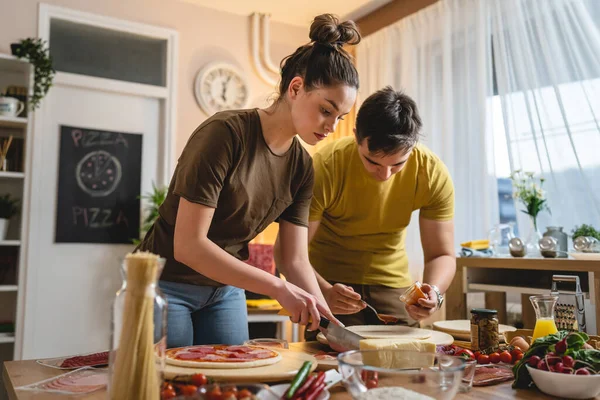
[337,350,464,400]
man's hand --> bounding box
[324,283,366,315]
[404,283,439,321]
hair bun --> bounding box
[309,14,361,47]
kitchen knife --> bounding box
[319,317,364,351]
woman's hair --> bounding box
[278,14,361,97]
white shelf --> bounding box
[0,53,30,74]
[0,171,25,179]
[0,334,15,344]
[0,240,20,246]
[0,116,27,128]
[0,285,17,292]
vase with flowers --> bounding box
[510,170,550,256]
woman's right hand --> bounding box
[324,283,365,315]
[276,281,334,331]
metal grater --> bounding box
[551,275,586,333]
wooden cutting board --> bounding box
[316,325,454,347]
[164,349,317,382]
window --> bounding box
[489,77,600,236]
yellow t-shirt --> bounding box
[308,137,454,288]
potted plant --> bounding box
[572,224,600,241]
[0,194,19,241]
[133,182,167,245]
[10,38,55,110]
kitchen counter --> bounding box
[3,341,568,400]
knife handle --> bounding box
[277,309,328,328]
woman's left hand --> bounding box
[404,283,439,321]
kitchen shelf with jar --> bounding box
[0,52,34,363]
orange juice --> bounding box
[531,318,558,342]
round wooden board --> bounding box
[164,349,317,382]
[433,320,516,341]
[316,325,454,347]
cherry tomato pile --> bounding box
[360,370,379,389]
[160,373,260,400]
[474,348,523,365]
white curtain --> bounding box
[357,0,499,280]
[490,0,600,238]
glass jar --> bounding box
[399,281,427,306]
[470,308,499,352]
[543,227,568,258]
[109,253,167,400]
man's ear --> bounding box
[287,76,304,100]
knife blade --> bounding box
[319,317,364,351]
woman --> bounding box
[138,14,362,347]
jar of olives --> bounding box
[470,308,499,351]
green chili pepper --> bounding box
[285,360,312,399]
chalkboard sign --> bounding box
[55,125,142,243]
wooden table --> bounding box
[3,341,567,399]
[446,257,600,332]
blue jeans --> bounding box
[159,280,249,348]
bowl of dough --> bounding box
[338,345,464,400]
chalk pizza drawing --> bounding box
[75,150,122,197]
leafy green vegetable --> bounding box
[512,331,593,389]
[567,349,600,373]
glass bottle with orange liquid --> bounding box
[529,294,559,342]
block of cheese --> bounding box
[359,338,436,369]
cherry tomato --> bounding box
[237,389,253,399]
[456,349,475,360]
[474,351,481,359]
[489,352,501,364]
[161,389,176,400]
[207,386,223,400]
[366,379,378,389]
[222,390,237,400]
[180,385,198,396]
[477,354,490,364]
[510,349,523,364]
[513,352,524,363]
[499,351,512,364]
[162,382,174,391]
[191,373,208,386]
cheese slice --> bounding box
[359,338,436,369]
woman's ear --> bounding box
[287,76,304,100]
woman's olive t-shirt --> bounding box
[139,109,314,286]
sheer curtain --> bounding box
[490,0,600,238]
[356,0,499,280]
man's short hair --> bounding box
[355,86,422,155]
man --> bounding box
[307,86,456,327]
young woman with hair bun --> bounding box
[137,14,361,347]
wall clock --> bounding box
[194,62,250,115]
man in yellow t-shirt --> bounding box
[308,87,456,326]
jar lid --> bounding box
[471,308,497,315]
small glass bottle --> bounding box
[109,252,167,400]
[470,308,499,352]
